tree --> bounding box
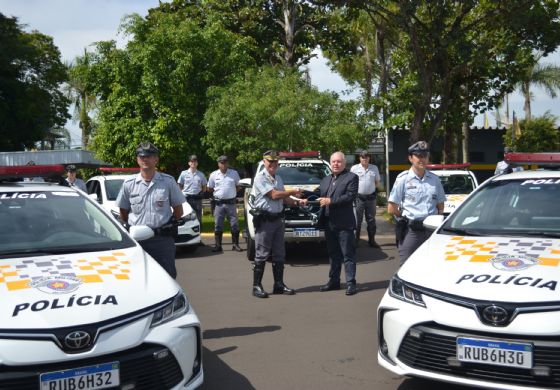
[87,11,256,172]
[0,13,70,151]
[516,54,560,120]
[202,66,366,167]
[505,112,559,152]
[65,49,97,149]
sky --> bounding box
[1,0,559,148]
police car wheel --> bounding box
[246,236,255,261]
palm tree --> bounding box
[517,54,560,120]
[64,49,97,149]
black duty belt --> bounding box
[186,194,203,200]
[358,193,376,201]
[214,198,236,205]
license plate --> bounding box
[457,337,533,369]
[40,362,120,390]
[294,228,319,237]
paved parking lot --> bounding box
[176,211,468,390]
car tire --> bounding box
[246,236,255,261]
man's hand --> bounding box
[318,197,331,207]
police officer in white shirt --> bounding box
[207,155,242,252]
[350,150,381,248]
[388,141,446,264]
[117,142,185,278]
[177,154,207,223]
[65,165,87,192]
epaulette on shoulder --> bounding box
[396,170,408,179]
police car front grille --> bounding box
[398,322,560,388]
[0,343,184,390]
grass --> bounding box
[201,207,246,234]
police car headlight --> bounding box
[150,291,190,327]
[389,276,426,307]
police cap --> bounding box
[263,150,279,161]
[136,141,159,157]
[408,141,429,156]
[66,164,77,172]
[189,154,198,161]
[217,155,228,163]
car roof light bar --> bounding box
[99,167,140,174]
[0,164,66,179]
[505,153,560,166]
[278,151,320,159]
[426,163,471,170]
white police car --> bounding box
[0,165,203,389]
[86,168,201,252]
[378,153,560,390]
[428,163,479,216]
[240,151,331,260]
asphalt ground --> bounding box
[176,209,469,390]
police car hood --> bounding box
[398,234,560,302]
[1,246,179,329]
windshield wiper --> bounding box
[440,227,482,236]
[0,247,95,258]
[524,231,560,238]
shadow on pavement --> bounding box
[294,278,389,294]
[203,325,281,340]
[199,346,255,390]
[398,378,471,390]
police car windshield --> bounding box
[277,162,331,185]
[106,179,124,201]
[439,174,476,194]
[442,178,560,236]
[0,190,135,257]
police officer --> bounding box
[350,150,382,248]
[117,142,185,278]
[207,155,242,252]
[388,141,446,264]
[177,154,207,223]
[250,150,302,298]
[65,165,87,192]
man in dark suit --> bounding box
[304,151,359,295]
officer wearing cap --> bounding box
[117,141,185,278]
[350,150,382,248]
[177,155,207,224]
[207,155,242,252]
[65,165,87,192]
[250,150,302,298]
[388,141,446,264]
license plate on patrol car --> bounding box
[294,228,319,237]
[40,362,119,390]
[457,337,532,369]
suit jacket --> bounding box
[316,169,358,230]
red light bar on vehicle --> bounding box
[278,151,320,159]
[427,163,471,170]
[505,153,560,165]
[0,165,66,178]
[99,167,140,174]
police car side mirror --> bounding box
[424,215,444,231]
[239,178,252,189]
[88,193,100,203]
[129,225,155,241]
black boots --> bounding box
[367,226,380,248]
[232,230,243,252]
[252,262,268,298]
[212,232,223,252]
[272,263,295,295]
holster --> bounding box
[395,218,408,246]
[155,218,179,238]
[408,219,425,232]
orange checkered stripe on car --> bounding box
[444,237,560,266]
[0,252,132,291]
[446,195,467,202]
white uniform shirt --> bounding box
[177,169,207,195]
[208,169,240,200]
[350,163,380,195]
[252,169,285,213]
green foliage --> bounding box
[0,13,70,151]
[202,66,367,166]
[505,112,560,152]
[87,11,256,174]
